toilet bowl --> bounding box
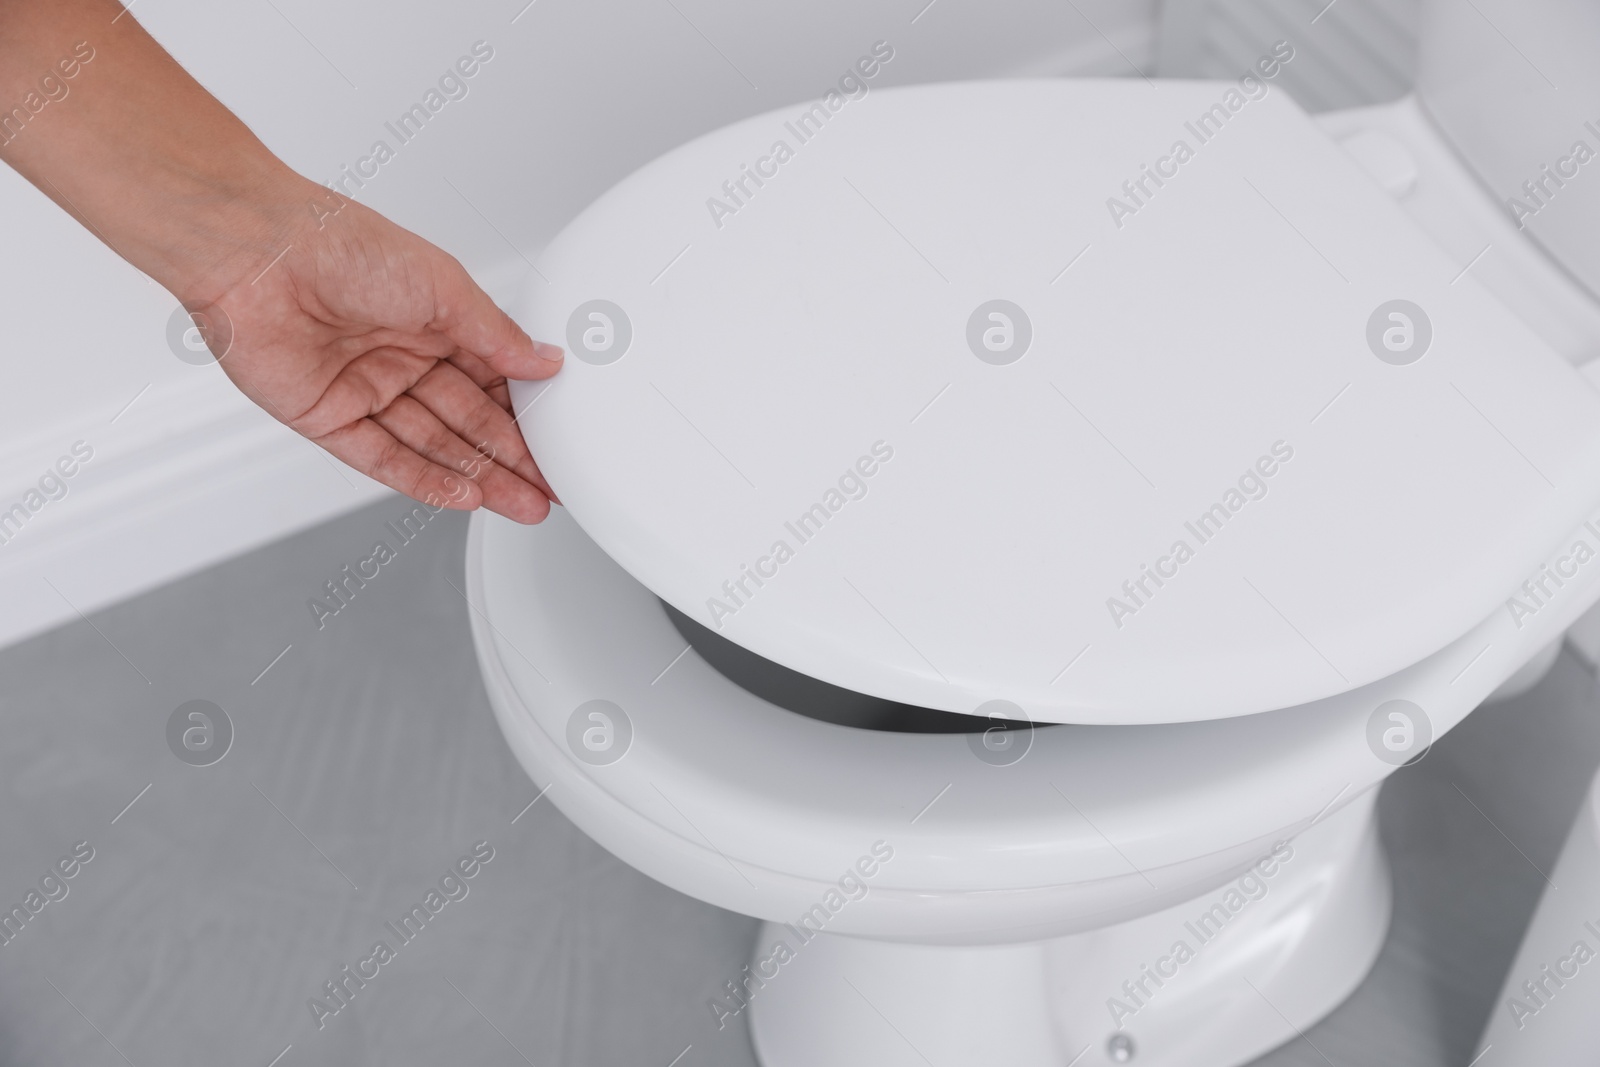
[465,1,1600,1063]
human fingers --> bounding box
[370,394,552,524]
[312,415,483,513]
[409,360,558,501]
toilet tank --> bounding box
[1416,0,1600,300]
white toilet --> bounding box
[465,1,1600,1063]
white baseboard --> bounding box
[0,374,392,651]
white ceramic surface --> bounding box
[748,792,1390,1067]
[464,482,1600,937]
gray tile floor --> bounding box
[0,494,1595,1067]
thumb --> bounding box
[432,256,563,380]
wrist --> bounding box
[134,156,323,306]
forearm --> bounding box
[0,0,313,302]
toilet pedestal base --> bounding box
[746,792,1390,1067]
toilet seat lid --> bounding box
[512,78,1600,725]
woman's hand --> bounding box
[0,0,562,522]
[199,185,562,523]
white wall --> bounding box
[0,0,1155,649]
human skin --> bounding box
[0,0,561,522]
